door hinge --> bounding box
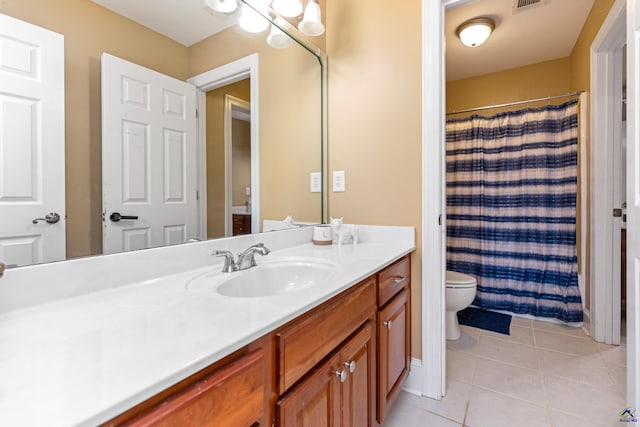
[438,214,442,226]
[195,108,199,119]
[613,208,623,217]
[196,190,199,201]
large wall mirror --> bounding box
[0,0,326,268]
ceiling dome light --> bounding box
[298,0,325,36]
[204,0,238,14]
[272,0,303,17]
[239,4,269,33]
[456,17,495,48]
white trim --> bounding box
[421,0,448,400]
[188,54,261,235]
[590,0,625,345]
[582,308,592,337]
[579,93,588,306]
[223,95,251,237]
[402,358,424,396]
[626,0,640,410]
[195,92,208,240]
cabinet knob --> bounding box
[384,320,393,329]
[344,360,356,373]
[335,369,347,383]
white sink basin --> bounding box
[186,257,339,298]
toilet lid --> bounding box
[446,270,477,287]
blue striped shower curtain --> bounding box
[446,100,583,324]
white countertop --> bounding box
[0,226,415,427]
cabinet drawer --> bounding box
[121,349,264,427]
[276,277,377,394]
[377,256,410,306]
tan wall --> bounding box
[206,79,251,238]
[446,57,572,115]
[232,120,252,206]
[189,26,322,227]
[326,0,423,358]
[570,0,617,93]
[0,0,189,259]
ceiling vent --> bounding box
[513,0,549,13]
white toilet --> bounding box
[445,270,477,340]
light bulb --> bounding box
[239,5,269,33]
[272,0,303,18]
[298,0,324,36]
[204,0,238,14]
[267,22,292,48]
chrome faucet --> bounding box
[212,243,271,273]
[236,243,271,270]
[212,250,237,273]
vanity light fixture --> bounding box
[456,17,495,47]
[267,19,293,48]
[272,0,303,17]
[204,0,238,13]
[239,3,270,33]
[298,0,324,36]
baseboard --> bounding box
[402,357,423,396]
[582,308,591,337]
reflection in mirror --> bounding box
[0,0,325,268]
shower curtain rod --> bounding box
[446,90,585,116]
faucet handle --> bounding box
[212,250,237,273]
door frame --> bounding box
[223,95,251,237]
[419,0,448,400]
[591,0,625,345]
[187,53,260,239]
[423,0,638,403]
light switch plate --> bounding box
[333,170,345,192]
[310,172,321,193]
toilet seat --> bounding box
[445,271,477,288]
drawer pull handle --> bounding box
[344,360,356,373]
[335,369,347,383]
[384,320,393,329]
[392,276,406,283]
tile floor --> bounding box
[381,317,627,427]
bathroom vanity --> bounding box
[0,226,414,426]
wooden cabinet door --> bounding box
[120,349,264,427]
[377,288,410,423]
[340,322,375,427]
[277,352,342,427]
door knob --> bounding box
[32,212,61,224]
[109,212,139,222]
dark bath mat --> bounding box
[457,307,512,335]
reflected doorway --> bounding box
[204,79,252,238]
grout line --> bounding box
[461,401,470,427]
[452,327,624,427]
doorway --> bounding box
[188,54,260,240]
[202,82,252,239]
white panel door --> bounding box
[627,0,640,410]
[101,53,197,254]
[0,13,65,267]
